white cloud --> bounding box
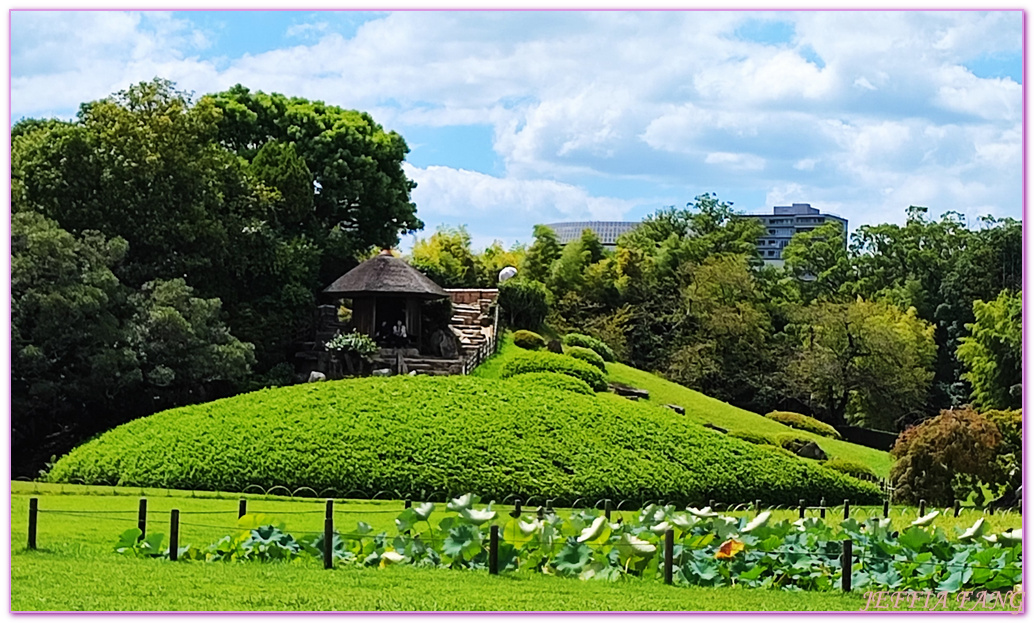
[705,152,766,170]
[9,9,1022,243]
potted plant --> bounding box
[324,330,379,376]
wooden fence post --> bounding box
[882,500,889,518]
[169,510,180,561]
[489,525,499,576]
[604,499,612,520]
[537,506,545,520]
[323,498,334,570]
[511,499,522,518]
[953,500,961,518]
[238,499,247,518]
[799,499,806,519]
[919,499,926,517]
[843,500,850,521]
[820,497,826,519]
[755,499,762,514]
[137,498,147,540]
[841,539,853,592]
[663,529,674,585]
[28,498,38,550]
[405,499,412,509]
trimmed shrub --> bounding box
[500,351,608,392]
[513,330,546,351]
[562,333,616,362]
[48,375,881,505]
[765,411,842,439]
[777,434,811,454]
[728,430,777,447]
[822,458,878,481]
[890,407,1002,505]
[498,279,550,330]
[511,372,594,396]
[565,345,606,372]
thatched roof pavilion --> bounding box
[323,249,448,346]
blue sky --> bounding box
[9,10,1023,251]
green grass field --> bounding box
[477,334,894,477]
[11,483,1019,612]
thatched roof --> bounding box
[323,250,448,299]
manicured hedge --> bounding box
[510,372,595,396]
[822,458,878,481]
[765,411,842,439]
[513,330,546,351]
[564,345,606,372]
[48,376,881,506]
[500,351,608,391]
[728,430,777,447]
[562,333,615,362]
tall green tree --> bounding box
[785,299,936,429]
[209,84,422,287]
[12,211,253,476]
[782,220,852,302]
[521,224,563,283]
[956,290,1022,410]
[409,225,480,288]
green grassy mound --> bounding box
[48,376,880,506]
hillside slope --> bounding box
[478,336,893,478]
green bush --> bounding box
[777,434,811,454]
[48,376,881,506]
[728,430,777,447]
[510,372,594,396]
[822,458,878,481]
[498,279,550,330]
[765,411,842,439]
[500,351,608,392]
[564,345,606,372]
[562,333,616,362]
[985,408,1022,492]
[890,407,1002,505]
[512,330,546,351]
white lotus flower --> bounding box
[578,516,608,543]
[447,494,475,512]
[380,550,405,564]
[615,533,656,558]
[687,506,718,518]
[460,507,497,525]
[518,519,542,535]
[650,521,672,535]
[910,511,939,527]
[983,534,998,544]
[412,502,435,521]
[743,512,772,533]
[958,518,986,542]
[998,529,1022,545]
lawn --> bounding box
[11,483,1019,612]
[606,363,895,477]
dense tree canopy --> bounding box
[11,79,420,476]
[957,290,1022,410]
